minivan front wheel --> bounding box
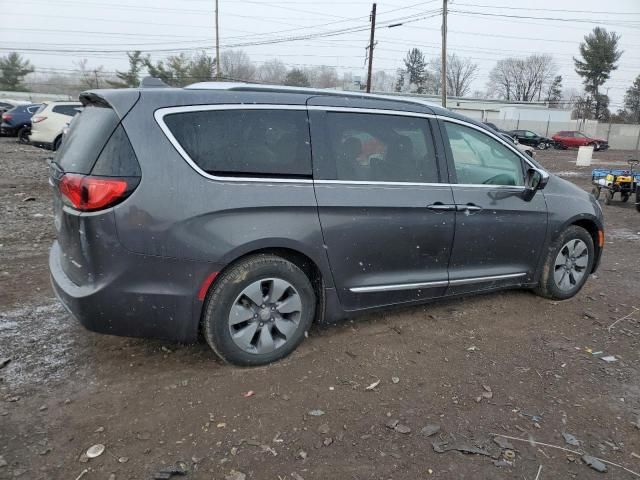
[202,254,316,366]
[535,226,594,300]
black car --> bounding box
[49,80,604,365]
[1,103,41,141]
[509,130,553,150]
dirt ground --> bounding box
[1,136,639,480]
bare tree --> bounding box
[487,54,556,101]
[75,59,107,90]
[371,70,394,92]
[257,59,287,84]
[221,50,256,81]
[305,66,338,88]
[446,54,478,97]
[428,54,477,97]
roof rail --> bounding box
[139,76,170,88]
[184,81,441,109]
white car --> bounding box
[29,101,81,150]
[498,132,536,158]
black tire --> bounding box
[17,127,30,144]
[202,254,316,366]
[604,190,613,205]
[53,136,62,151]
[621,193,630,203]
[591,187,601,199]
[535,226,594,300]
[536,141,547,150]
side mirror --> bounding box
[522,168,548,201]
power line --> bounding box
[450,10,640,28]
[0,10,442,54]
[454,3,640,16]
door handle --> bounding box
[456,203,483,212]
[427,203,456,211]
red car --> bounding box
[552,131,609,151]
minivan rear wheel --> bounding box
[202,254,316,366]
[535,226,594,300]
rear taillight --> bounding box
[59,174,137,212]
[32,116,47,123]
[2,113,12,121]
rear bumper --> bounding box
[0,124,17,136]
[49,240,220,343]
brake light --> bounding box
[59,174,133,211]
[2,113,12,121]
[32,116,47,123]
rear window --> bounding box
[163,109,312,177]
[54,105,120,174]
[53,104,81,116]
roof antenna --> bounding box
[139,76,169,88]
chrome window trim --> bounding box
[307,105,435,118]
[154,103,548,186]
[154,104,313,184]
[350,272,527,293]
[155,104,438,184]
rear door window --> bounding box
[320,112,438,183]
[53,105,81,116]
[163,109,312,178]
[54,105,120,174]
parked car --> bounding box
[509,129,553,150]
[1,103,42,142]
[29,101,82,150]
[0,100,22,117]
[49,81,604,366]
[498,132,536,158]
[552,131,609,151]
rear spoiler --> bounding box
[79,90,141,120]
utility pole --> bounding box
[215,0,221,80]
[366,2,376,93]
[441,0,447,107]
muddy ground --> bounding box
[1,137,639,480]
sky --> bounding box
[1,0,639,108]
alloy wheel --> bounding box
[553,239,589,292]
[228,278,302,354]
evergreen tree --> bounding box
[108,51,144,88]
[574,27,622,120]
[403,48,426,93]
[623,75,640,123]
[0,53,34,91]
[284,69,310,87]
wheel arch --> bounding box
[198,243,330,333]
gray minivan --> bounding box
[49,81,604,365]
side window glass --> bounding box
[444,122,524,186]
[324,112,438,183]
[526,131,535,138]
[164,109,312,177]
